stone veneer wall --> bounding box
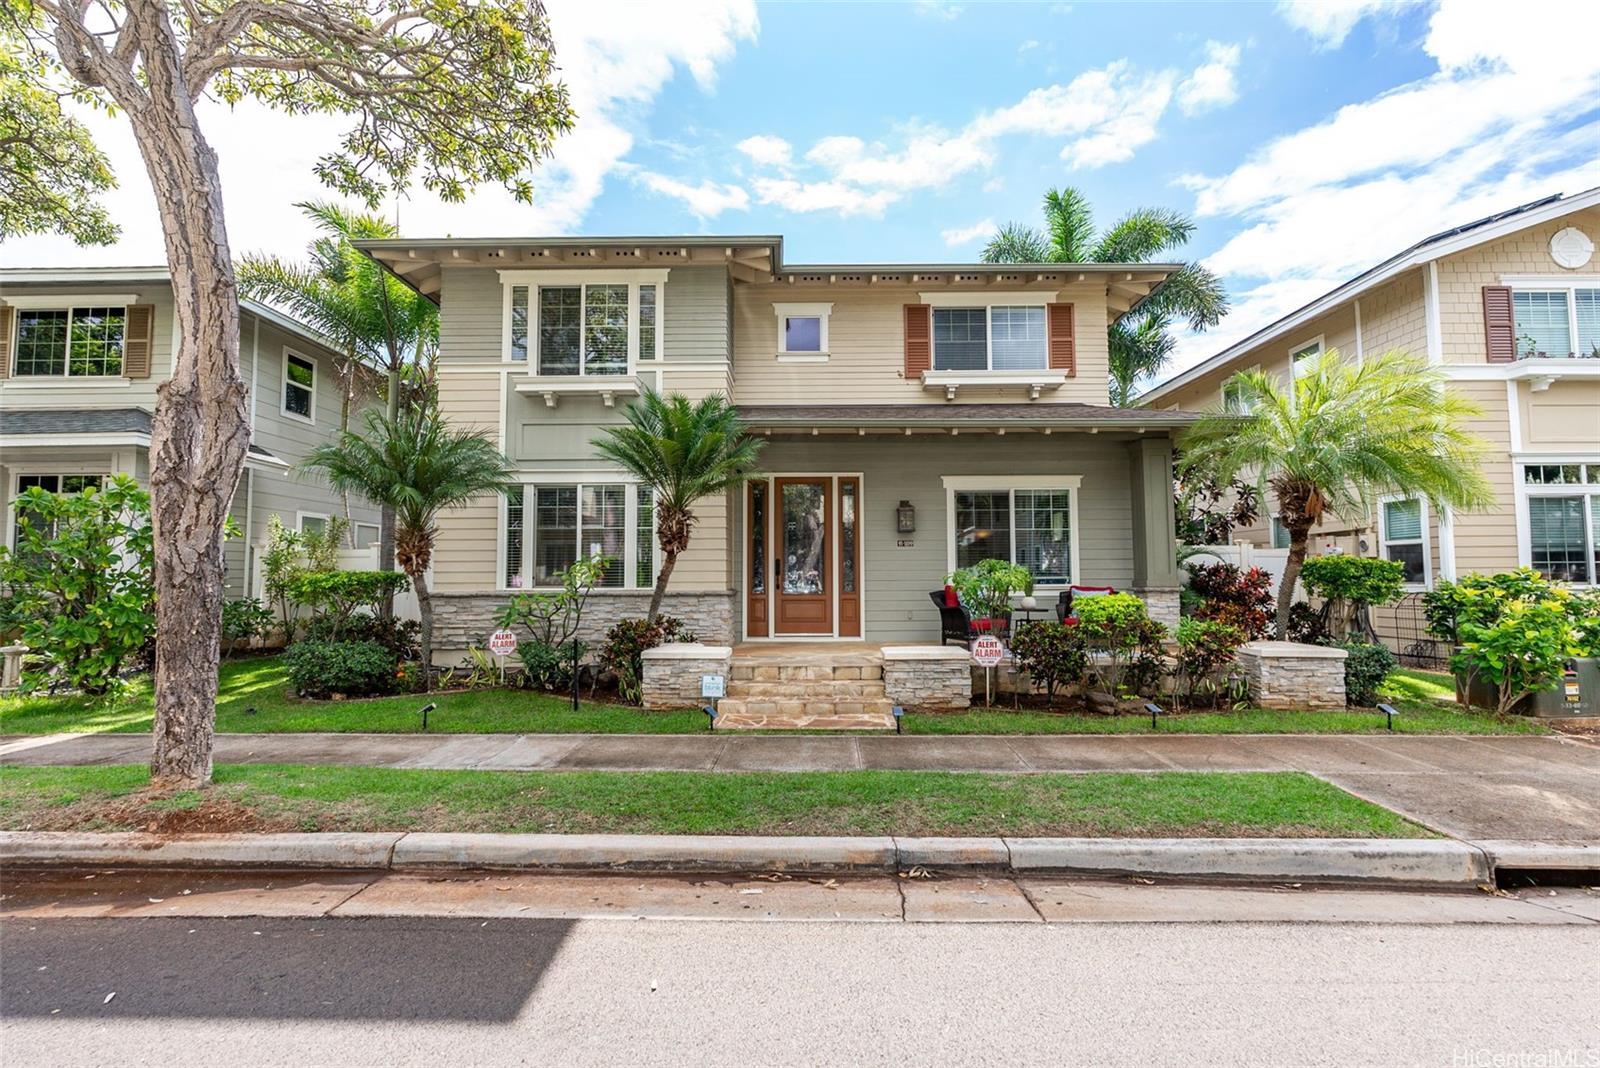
[1237,640,1348,710]
[1133,587,1181,632]
[640,643,732,710]
[428,591,736,664]
[880,646,972,712]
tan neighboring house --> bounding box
[355,236,1193,662]
[0,266,382,598]
[1142,188,1600,658]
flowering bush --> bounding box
[1185,562,1275,639]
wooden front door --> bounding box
[773,477,832,635]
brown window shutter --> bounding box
[123,304,155,377]
[1047,302,1076,375]
[904,303,931,377]
[0,306,12,379]
[1482,286,1515,363]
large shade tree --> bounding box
[3,0,573,787]
[982,187,1228,406]
[1179,350,1493,637]
[240,200,440,586]
[592,391,765,624]
[303,402,515,679]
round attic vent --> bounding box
[1550,227,1594,269]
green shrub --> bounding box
[303,612,420,660]
[1009,621,1087,705]
[945,559,1033,621]
[517,638,586,692]
[1176,618,1245,706]
[288,570,410,638]
[1452,597,1582,716]
[600,616,697,705]
[0,475,153,695]
[221,598,273,655]
[1422,568,1552,643]
[1301,555,1405,639]
[1339,641,1397,707]
[282,639,399,699]
[1075,593,1160,697]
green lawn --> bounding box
[0,764,1428,838]
[0,656,1538,737]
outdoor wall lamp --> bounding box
[896,500,916,534]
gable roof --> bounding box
[1139,184,1600,405]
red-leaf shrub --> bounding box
[1185,562,1275,639]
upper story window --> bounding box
[931,305,1047,372]
[1522,463,1600,584]
[13,307,125,377]
[773,302,832,361]
[283,350,316,422]
[1512,286,1600,359]
[1379,497,1429,587]
[1290,336,1323,379]
[503,271,667,374]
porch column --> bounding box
[1126,435,1182,629]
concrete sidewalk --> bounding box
[4,731,1598,842]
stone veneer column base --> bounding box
[426,590,735,665]
[1133,587,1181,632]
[641,643,732,710]
[1237,641,1348,710]
[880,645,972,712]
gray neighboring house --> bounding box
[0,266,382,599]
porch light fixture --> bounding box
[897,500,916,534]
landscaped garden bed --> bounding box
[0,765,1429,839]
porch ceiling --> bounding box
[734,403,1197,434]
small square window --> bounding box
[773,303,832,359]
[783,316,822,353]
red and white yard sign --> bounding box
[971,636,1004,667]
[488,629,519,658]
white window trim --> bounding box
[1221,364,1261,412]
[924,300,1053,375]
[1289,335,1324,379]
[773,302,832,362]
[1377,494,1431,591]
[1515,457,1600,586]
[502,479,656,592]
[296,511,332,534]
[498,269,670,370]
[7,471,110,551]
[941,475,1082,590]
[8,302,132,380]
[1269,513,1291,549]
[353,522,380,549]
[1500,276,1600,360]
[281,347,317,425]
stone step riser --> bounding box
[729,665,883,682]
[715,713,896,731]
[726,681,887,699]
[716,698,896,719]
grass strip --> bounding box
[0,765,1429,839]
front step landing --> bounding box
[718,651,895,730]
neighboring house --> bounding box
[1142,188,1600,656]
[355,236,1191,661]
[0,266,383,599]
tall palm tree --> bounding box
[240,201,438,579]
[1179,350,1493,637]
[303,403,514,683]
[983,187,1228,406]
[592,391,765,624]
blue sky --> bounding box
[9,0,1599,382]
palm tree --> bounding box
[240,201,438,580]
[592,391,765,624]
[1179,350,1493,637]
[303,403,514,683]
[983,187,1228,406]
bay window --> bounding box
[1522,463,1600,584]
[944,477,1078,587]
[932,305,1047,371]
[504,482,657,590]
[503,271,666,371]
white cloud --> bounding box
[4,0,760,265]
[750,177,898,218]
[736,134,793,167]
[1179,41,1242,115]
[940,218,997,246]
[913,0,963,21]
[1274,0,1404,48]
[634,172,750,219]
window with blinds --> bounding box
[1381,498,1427,585]
[1522,463,1600,584]
[1512,291,1573,358]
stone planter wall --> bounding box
[640,643,732,710]
[428,591,735,665]
[1132,587,1181,632]
[1237,640,1348,710]
[881,645,972,711]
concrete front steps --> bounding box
[717,650,896,730]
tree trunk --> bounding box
[412,566,434,691]
[378,367,401,616]
[1276,531,1311,639]
[122,2,251,788]
[647,550,678,625]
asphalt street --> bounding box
[3,914,1598,1067]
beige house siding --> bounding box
[731,282,1112,406]
[1450,380,1517,575]
[1520,380,1600,450]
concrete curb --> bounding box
[0,831,1550,887]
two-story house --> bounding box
[354,236,1192,665]
[1142,187,1600,657]
[0,266,382,599]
